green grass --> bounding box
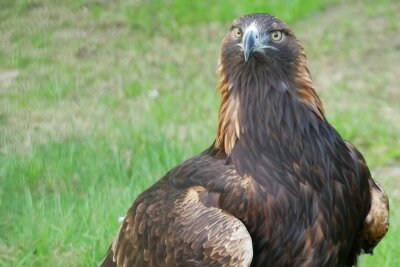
[0,0,399,266]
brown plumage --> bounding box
[100,13,389,267]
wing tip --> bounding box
[99,245,117,267]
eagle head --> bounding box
[223,13,299,65]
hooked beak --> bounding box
[243,27,260,62]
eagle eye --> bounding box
[270,30,283,41]
[232,27,242,39]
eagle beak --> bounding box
[243,27,260,62]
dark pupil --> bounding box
[274,32,279,38]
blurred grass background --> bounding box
[0,0,399,266]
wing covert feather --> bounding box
[108,185,253,267]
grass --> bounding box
[0,0,399,266]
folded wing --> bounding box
[100,185,253,267]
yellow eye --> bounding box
[232,28,242,38]
[270,30,283,41]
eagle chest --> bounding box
[218,171,282,233]
[218,155,331,233]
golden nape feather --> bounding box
[100,13,389,267]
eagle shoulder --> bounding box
[345,141,389,253]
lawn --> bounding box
[0,0,399,266]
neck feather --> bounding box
[215,48,324,155]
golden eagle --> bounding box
[100,13,389,267]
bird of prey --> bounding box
[100,13,389,267]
